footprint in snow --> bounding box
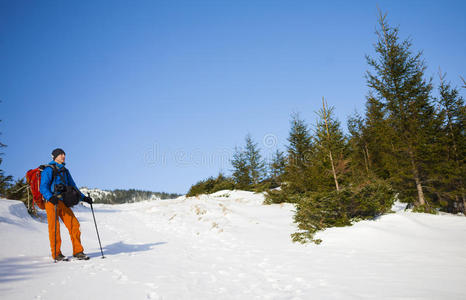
[146,291,161,300]
[112,269,128,282]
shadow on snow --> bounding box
[0,257,49,291]
[88,241,167,258]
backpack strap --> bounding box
[40,164,68,186]
[56,167,69,185]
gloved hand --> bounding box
[82,196,93,204]
[49,195,59,205]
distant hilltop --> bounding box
[80,187,181,204]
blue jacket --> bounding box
[39,161,84,201]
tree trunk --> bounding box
[364,143,372,173]
[409,149,425,206]
[328,150,340,192]
[322,97,340,192]
[462,195,466,215]
[362,146,369,174]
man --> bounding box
[40,148,93,261]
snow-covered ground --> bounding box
[1,190,466,300]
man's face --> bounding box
[55,153,66,164]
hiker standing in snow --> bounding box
[40,148,93,261]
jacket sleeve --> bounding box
[67,170,84,200]
[40,167,53,201]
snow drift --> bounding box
[1,190,466,299]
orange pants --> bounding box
[45,201,84,259]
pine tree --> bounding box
[348,93,396,183]
[244,134,266,185]
[284,113,315,194]
[6,178,28,201]
[0,162,12,196]
[365,11,438,207]
[269,150,286,187]
[347,112,369,180]
[363,95,394,179]
[438,72,465,169]
[313,98,348,192]
[0,119,13,197]
[432,72,466,212]
[231,135,266,190]
[265,115,315,204]
[187,172,235,196]
[231,146,251,189]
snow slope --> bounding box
[1,190,466,300]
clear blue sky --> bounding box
[1,0,465,194]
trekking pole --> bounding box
[54,203,58,263]
[27,188,30,212]
[88,193,105,258]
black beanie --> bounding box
[52,148,66,160]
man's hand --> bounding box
[49,195,59,205]
[83,196,93,204]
